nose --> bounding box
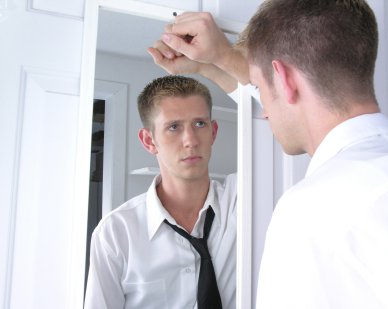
[183,126,199,148]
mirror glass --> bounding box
[95,8,238,204]
[85,6,238,292]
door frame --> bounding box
[93,79,128,214]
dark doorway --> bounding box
[84,99,105,294]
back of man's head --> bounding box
[137,75,212,129]
[244,0,378,112]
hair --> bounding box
[137,75,212,129]
[242,0,378,112]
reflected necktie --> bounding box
[164,207,222,309]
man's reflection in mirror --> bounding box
[84,76,237,309]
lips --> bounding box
[182,155,202,163]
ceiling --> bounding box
[97,9,238,59]
[97,9,170,59]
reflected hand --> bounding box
[147,39,202,75]
[161,12,232,66]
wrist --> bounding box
[213,46,234,70]
[214,48,250,85]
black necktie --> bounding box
[164,206,222,309]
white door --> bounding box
[0,0,86,308]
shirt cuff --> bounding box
[227,83,261,104]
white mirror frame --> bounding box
[77,0,253,308]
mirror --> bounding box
[84,4,238,298]
[77,1,252,308]
[94,9,238,207]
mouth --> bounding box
[181,155,202,164]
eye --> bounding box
[195,120,206,128]
[168,123,179,131]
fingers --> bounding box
[147,47,163,63]
[152,40,181,59]
[164,22,197,39]
[174,11,213,23]
[162,33,200,60]
[167,12,214,35]
[147,47,177,74]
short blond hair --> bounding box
[137,75,212,129]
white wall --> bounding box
[370,0,388,116]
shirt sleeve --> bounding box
[223,173,238,215]
[227,83,261,104]
[84,225,126,309]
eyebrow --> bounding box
[163,116,211,126]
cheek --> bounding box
[155,132,176,145]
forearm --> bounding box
[214,46,250,86]
[198,63,238,93]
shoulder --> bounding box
[93,192,148,239]
[212,173,237,216]
[272,151,388,242]
[212,173,237,197]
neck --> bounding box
[157,175,210,233]
[305,100,379,156]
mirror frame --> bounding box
[78,1,253,308]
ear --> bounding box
[272,60,297,104]
[138,128,158,155]
[211,120,218,145]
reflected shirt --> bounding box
[256,113,388,309]
[84,174,237,309]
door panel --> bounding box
[27,0,84,19]
[9,69,79,309]
[1,1,84,307]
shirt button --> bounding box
[185,268,192,273]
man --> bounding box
[84,76,236,308]
[149,1,388,308]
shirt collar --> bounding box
[146,176,220,240]
[306,113,388,177]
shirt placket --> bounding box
[176,232,198,308]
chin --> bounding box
[182,169,209,181]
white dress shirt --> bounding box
[85,174,237,309]
[256,113,388,309]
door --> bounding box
[0,0,86,308]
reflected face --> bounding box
[249,63,303,155]
[150,95,218,182]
